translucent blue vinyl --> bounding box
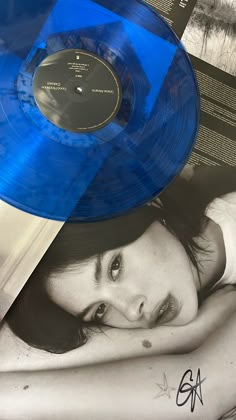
[0,0,200,221]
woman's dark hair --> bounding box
[6,166,236,353]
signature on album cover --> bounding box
[176,368,206,412]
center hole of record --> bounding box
[75,86,83,94]
[33,48,122,133]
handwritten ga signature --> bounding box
[176,368,206,412]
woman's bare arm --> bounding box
[0,349,217,420]
[1,311,236,420]
[1,286,235,373]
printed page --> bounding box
[144,0,197,37]
[182,0,236,165]
[149,0,236,166]
[188,56,236,166]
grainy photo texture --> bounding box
[182,0,236,76]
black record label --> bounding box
[33,49,122,133]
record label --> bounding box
[33,49,122,133]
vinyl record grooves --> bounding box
[0,0,200,222]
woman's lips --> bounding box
[150,294,180,327]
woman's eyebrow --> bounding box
[94,253,104,285]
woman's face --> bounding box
[47,221,199,329]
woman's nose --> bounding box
[118,294,146,322]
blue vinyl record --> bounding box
[0,0,200,221]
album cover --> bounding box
[0,1,236,419]
[1,164,236,420]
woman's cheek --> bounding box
[173,294,198,326]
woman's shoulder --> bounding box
[206,191,236,219]
[219,191,236,206]
[207,192,236,288]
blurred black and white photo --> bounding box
[182,0,236,76]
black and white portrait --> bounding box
[0,164,236,419]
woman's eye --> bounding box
[94,303,107,321]
[110,254,122,281]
